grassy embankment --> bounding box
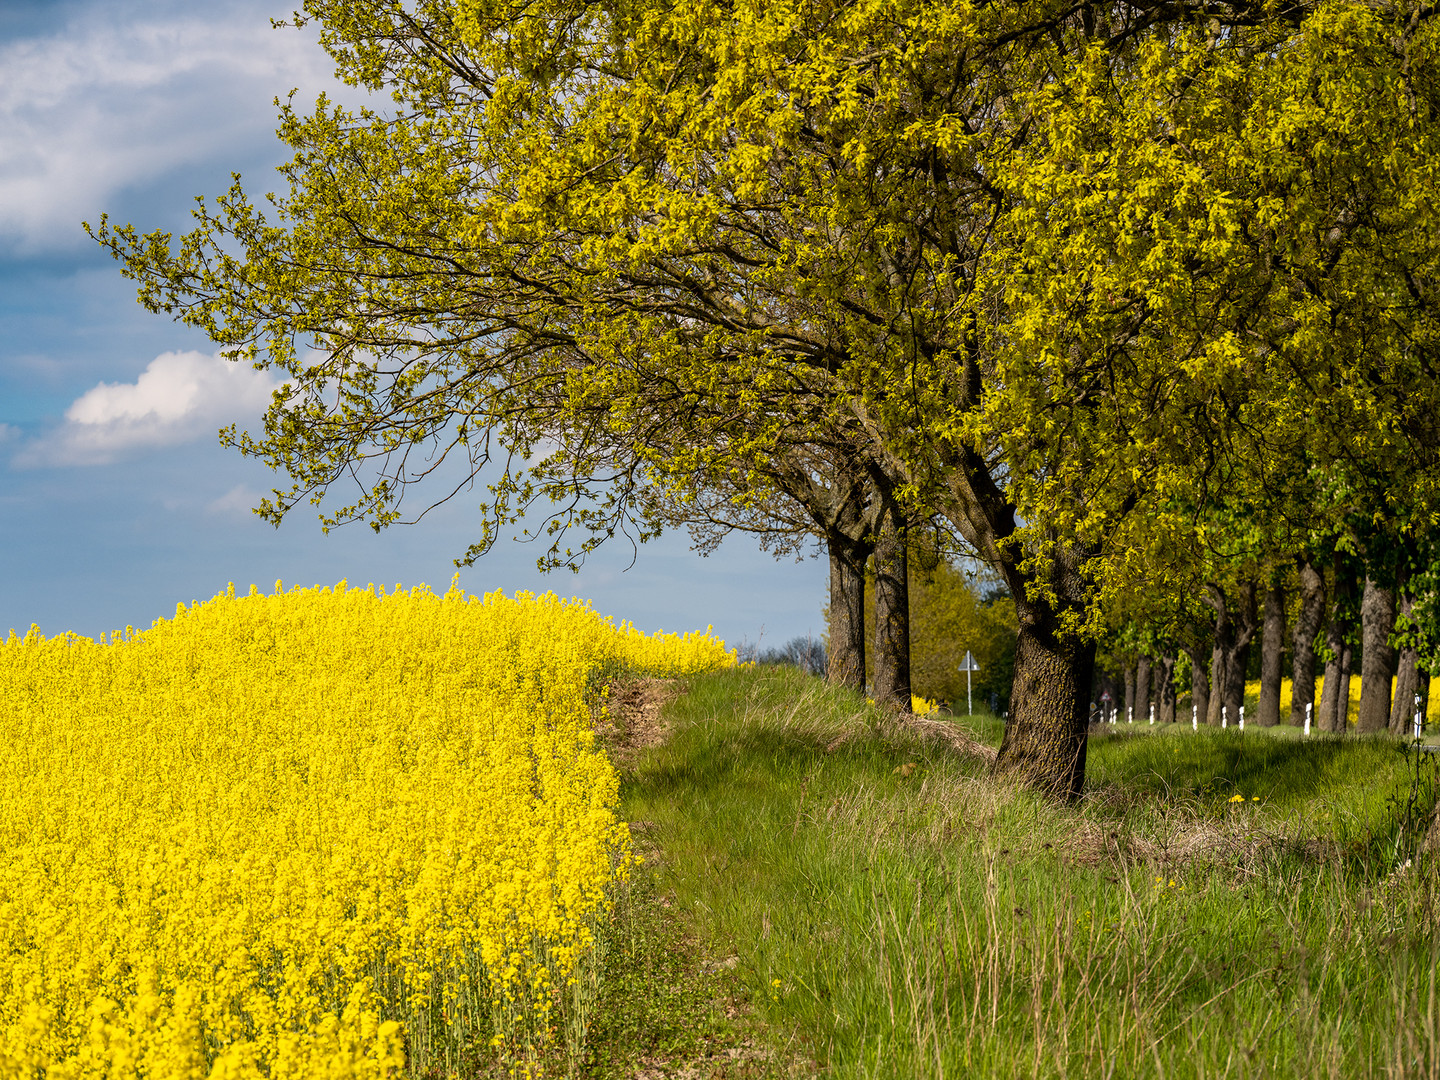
[586,665,1440,1079]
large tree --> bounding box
[94,0,1440,797]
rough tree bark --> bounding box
[996,608,1094,796]
[993,544,1096,800]
[1318,562,1357,734]
[871,507,911,709]
[1258,582,1286,727]
[1357,574,1397,734]
[1390,586,1420,735]
[1290,558,1326,727]
[1183,642,1211,727]
[1207,582,1257,726]
[1157,653,1177,723]
[1136,654,1152,725]
[826,533,870,690]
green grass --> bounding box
[577,864,780,1078]
[606,665,1440,1079]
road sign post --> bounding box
[958,652,981,716]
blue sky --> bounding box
[0,0,826,648]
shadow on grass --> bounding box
[609,666,1440,1079]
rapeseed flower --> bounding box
[0,579,731,1077]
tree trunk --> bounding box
[1421,669,1432,734]
[1136,654,1152,724]
[1391,646,1420,735]
[995,598,1095,799]
[1206,582,1257,726]
[1257,582,1285,726]
[1183,643,1210,727]
[1390,588,1419,735]
[871,511,911,709]
[1207,601,1229,727]
[1223,581,1258,722]
[1318,563,1357,733]
[1157,653,1177,723]
[826,534,868,690]
[992,538,1098,799]
[1319,638,1355,734]
[1357,574,1397,734]
[1290,559,1326,727]
[1123,663,1137,725]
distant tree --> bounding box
[1290,557,1327,728]
[634,440,881,692]
[1318,557,1361,734]
[741,635,827,678]
[1357,574,1399,733]
[868,555,1016,714]
[1257,577,1287,727]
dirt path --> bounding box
[590,677,818,1080]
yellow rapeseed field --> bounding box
[0,580,732,1078]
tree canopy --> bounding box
[93,0,1440,797]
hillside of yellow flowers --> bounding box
[0,580,733,1078]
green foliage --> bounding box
[1395,558,1440,671]
[89,1,1440,597]
[87,0,1440,794]
[621,667,1440,1078]
[1173,648,1194,701]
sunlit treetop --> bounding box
[91,0,1440,794]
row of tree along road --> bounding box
[93,0,1440,798]
[1095,551,1440,739]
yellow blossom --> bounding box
[0,580,730,1077]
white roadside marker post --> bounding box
[1239,705,1245,731]
[1192,704,1198,731]
[1128,706,1133,724]
[1222,705,1228,729]
[1305,702,1312,737]
[1415,693,1424,741]
[1150,703,1155,725]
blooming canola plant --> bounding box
[0,580,733,1077]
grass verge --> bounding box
[578,862,776,1078]
[609,665,1440,1079]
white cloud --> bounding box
[206,483,266,519]
[0,423,17,445]
[0,4,348,251]
[14,349,283,467]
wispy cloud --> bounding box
[0,3,344,251]
[14,349,283,467]
[206,483,266,518]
